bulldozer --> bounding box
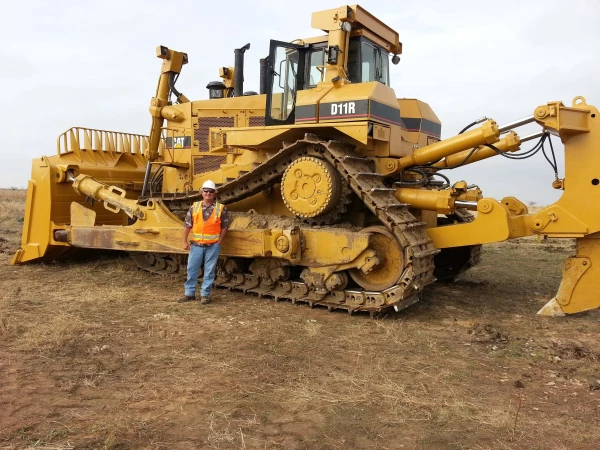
[11,5,600,317]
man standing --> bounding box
[177,180,229,304]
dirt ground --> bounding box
[1,188,599,449]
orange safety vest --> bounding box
[191,201,223,244]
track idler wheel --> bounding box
[349,226,405,291]
[281,156,342,218]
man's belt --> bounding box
[190,242,216,247]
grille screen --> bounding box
[193,156,226,175]
[194,117,235,152]
[249,116,265,127]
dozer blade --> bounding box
[11,127,148,265]
[10,174,73,265]
[538,235,600,316]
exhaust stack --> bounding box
[259,57,268,95]
[234,43,251,97]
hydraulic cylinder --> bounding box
[433,131,520,169]
[398,120,499,169]
[394,188,479,215]
[71,174,145,220]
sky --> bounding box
[2,0,599,205]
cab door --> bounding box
[265,40,307,126]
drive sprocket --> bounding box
[281,156,342,218]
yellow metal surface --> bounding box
[318,82,376,122]
[348,226,404,290]
[72,174,146,219]
[68,210,301,261]
[226,189,292,218]
[500,197,528,216]
[530,205,588,237]
[280,157,341,217]
[311,5,400,53]
[156,46,188,74]
[349,28,400,55]
[348,5,401,54]
[396,188,454,215]
[429,99,599,247]
[310,5,401,82]
[395,186,481,215]
[398,120,499,169]
[425,97,600,317]
[527,99,600,237]
[426,199,534,248]
[219,121,371,149]
[538,234,600,316]
[310,6,349,82]
[147,47,189,161]
[67,196,375,271]
[219,66,235,92]
[396,99,441,150]
[12,127,148,265]
[57,127,148,166]
[534,98,590,135]
[65,192,302,260]
[61,174,376,272]
[295,86,334,124]
[70,202,96,227]
[433,131,521,169]
[300,228,371,267]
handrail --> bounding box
[57,127,149,157]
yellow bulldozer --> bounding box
[11,5,600,317]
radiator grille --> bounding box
[194,117,235,152]
[193,156,226,175]
[249,116,265,127]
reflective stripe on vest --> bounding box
[191,201,223,244]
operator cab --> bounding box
[266,36,391,126]
[306,36,390,88]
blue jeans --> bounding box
[184,243,221,297]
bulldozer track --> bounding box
[433,209,482,281]
[133,135,439,315]
[453,208,482,271]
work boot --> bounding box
[200,296,211,305]
[177,295,196,303]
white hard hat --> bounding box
[201,180,216,190]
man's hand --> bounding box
[217,228,228,245]
[183,226,191,250]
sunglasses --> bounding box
[202,189,216,194]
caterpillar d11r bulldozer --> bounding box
[12,5,600,317]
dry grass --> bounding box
[16,313,91,352]
[1,189,600,449]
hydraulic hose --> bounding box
[168,72,185,103]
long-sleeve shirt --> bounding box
[184,202,230,230]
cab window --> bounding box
[270,46,299,121]
[307,49,325,86]
[360,41,389,85]
[348,40,360,83]
[347,38,390,86]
